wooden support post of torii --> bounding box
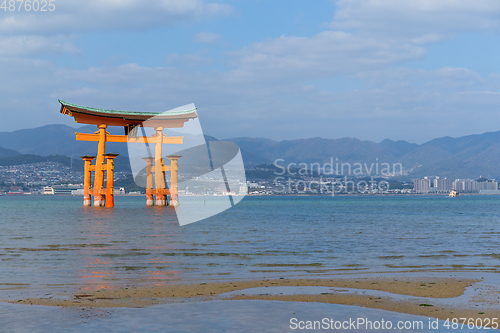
[143,154,181,207]
[78,124,118,208]
[93,124,107,207]
[143,157,155,206]
[81,155,95,207]
[104,153,119,208]
[154,127,167,206]
[81,152,118,208]
[167,154,181,206]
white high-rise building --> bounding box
[478,180,498,191]
[452,179,479,192]
[433,177,452,192]
[414,177,431,193]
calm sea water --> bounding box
[1,194,500,292]
[1,194,499,332]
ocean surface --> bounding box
[0,194,499,331]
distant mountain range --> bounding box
[0,146,19,158]
[1,124,500,179]
[0,124,129,157]
[228,133,500,179]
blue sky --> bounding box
[1,0,500,144]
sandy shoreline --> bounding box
[8,275,500,325]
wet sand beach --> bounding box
[11,275,500,326]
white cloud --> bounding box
[0,35,79,57]
[193,32,223,44]
[0,0,232,35]
[1,55,499,144]
[410,34,446,45]
[166,53,214,67]
[229,31,425,82]
[1,0,500,145]
[355,67,485,89]
[331,0,500,40]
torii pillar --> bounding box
[143,157,155,206]
[168,154,181,207]
[80,126,119,208]
[143,152,181,207]
[94,124,107,207]
[82,155,95,207]
[104,153,119,208]
[154,127,168,206]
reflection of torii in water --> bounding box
[59,100,198,208]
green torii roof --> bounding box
[59,99,198,127]
[59,99,197,116]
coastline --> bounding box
[2,192,499,197]
[9,274,499,326]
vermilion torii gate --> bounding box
[59,100,197,208]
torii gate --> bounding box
[59,100,197,208]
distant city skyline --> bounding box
[0,1,500,144]
[413,176,499,194]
